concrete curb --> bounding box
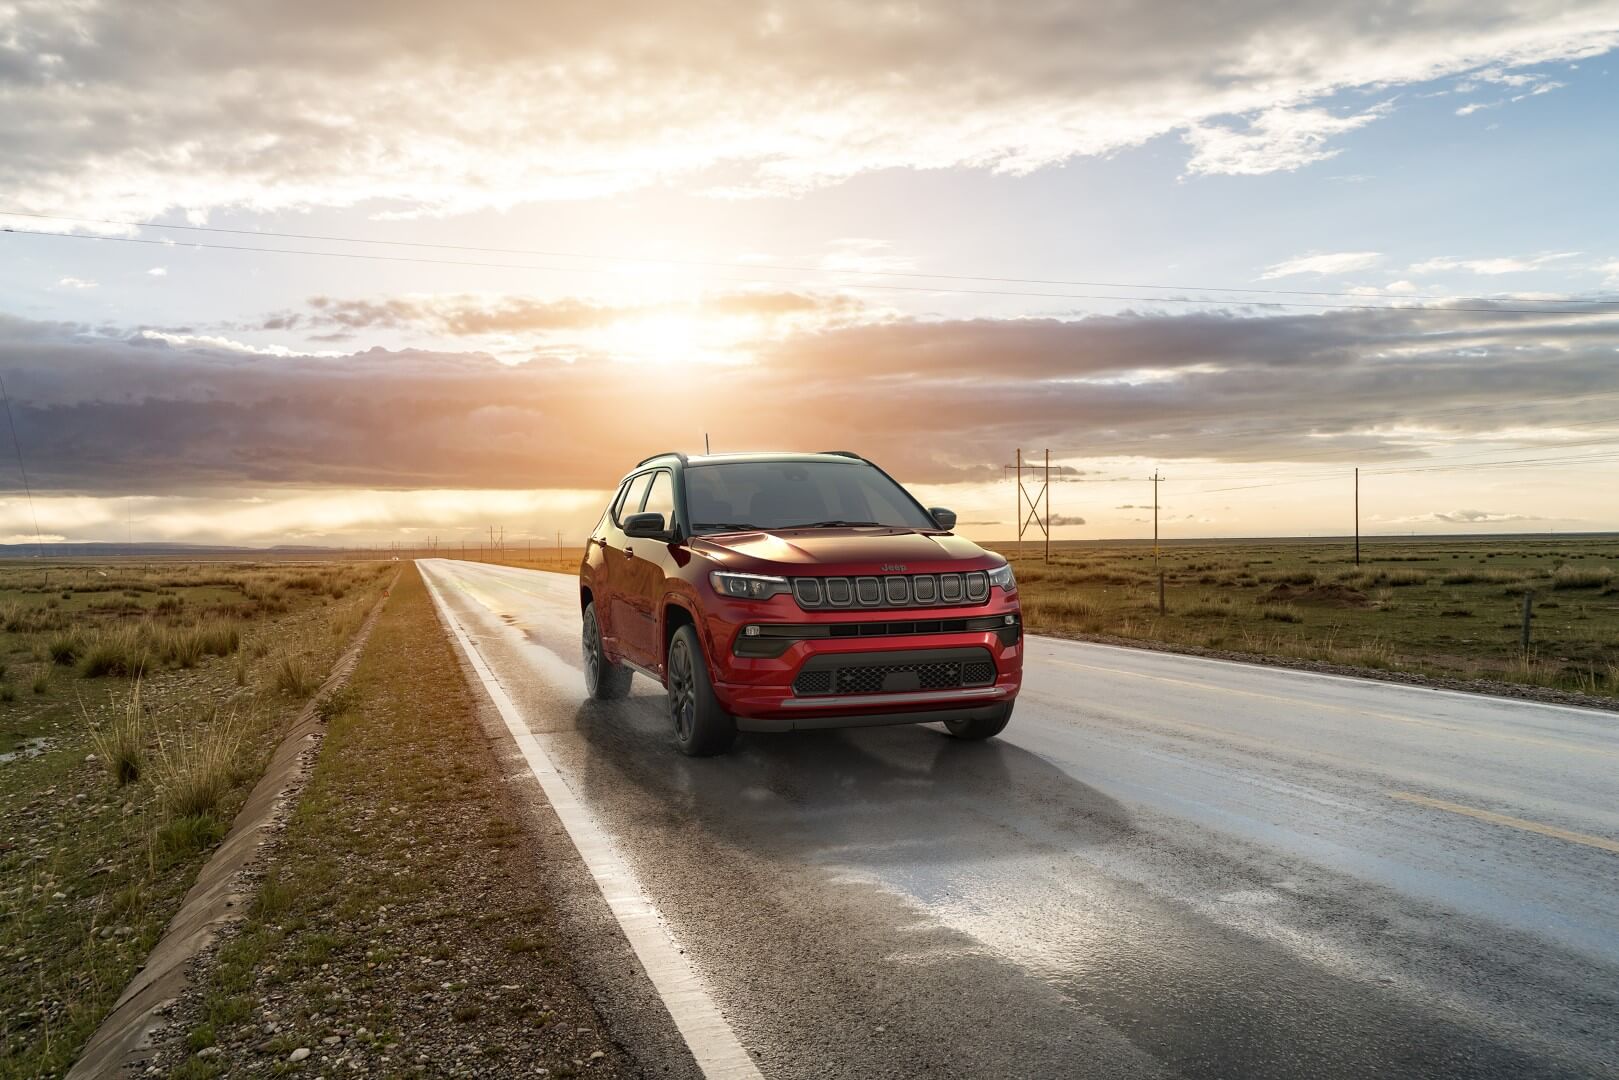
[67,578,396,1079]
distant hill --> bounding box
[0,542,350,558]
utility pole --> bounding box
[1354,467,1361,566]
[705,432,710,454]
[1010,449,1051,563]
[1151,471,1164,569]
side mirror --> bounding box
[928,507,957,530]
[622,512,669,539]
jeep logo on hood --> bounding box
[880,563,908,573]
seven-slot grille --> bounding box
[792,571,989,611]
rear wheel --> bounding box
[666,625,736,756]
[944,702,1013,741]
[582,603,633,700]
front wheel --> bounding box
[666,625,736,756]
[582,604,633,700]
[944,702,1013,741]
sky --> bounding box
[2,0,1618,547]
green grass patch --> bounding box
[993,536,1619,698]
[0,558,390,1078]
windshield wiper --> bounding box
[691,521,760,533]
[780,520,887,529]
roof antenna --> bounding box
[704,432,710,454]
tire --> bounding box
[944,702,1013,741]
[582,603,633,700]
[666,624,736,756]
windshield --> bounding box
[684,461,938,533]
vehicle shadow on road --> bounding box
[569,695,1134,871]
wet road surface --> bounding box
[419,559,1619,1079]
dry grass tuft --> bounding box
[1551,565,1613,590]
[272,649,320,697]
[150,704,252,820]
[78,623,152,678]
[85,679,146,785]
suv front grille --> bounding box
[793,571,989,611]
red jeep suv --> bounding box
[580,451,1021,755]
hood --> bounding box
[690,527,1001,575]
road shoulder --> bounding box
[144,563,692,1078]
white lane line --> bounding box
[420,562,764,1080]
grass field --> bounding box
[152,564,627,1078]
[0,560,391,1078]
[989,535,1619,699]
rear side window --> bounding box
[613,472,653,525]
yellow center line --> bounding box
[1389,791,1619,855]
[1042,657,1619,760]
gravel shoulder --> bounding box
[146,564,670,1079]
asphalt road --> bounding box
[419,558,1619,1079]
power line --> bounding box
[6,225,1619,317]
[1175,446,1619,497]
[1044,388,1619,464]
[5,209,1616,309]
[0,373,45,559]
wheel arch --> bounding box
[662,599,697,662]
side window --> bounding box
[613,472,653,525]
[607,479,634,526]
[642,470,675,528]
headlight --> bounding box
[709,571,791,600]
[987,563,1017,593]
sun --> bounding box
[594,311,747,367]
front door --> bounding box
[626,469,678,672]
[607,471,654,664]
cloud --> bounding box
[291,290,858,338]
[5,298,1619,498]
[1261,251,1384,279]
[1183,104,1391,176]
[1454,66,1568,113]
[57,277,97,289]
[1430,509,1543,523]
[1408,252,1581,275]
[1048,514,1087,527]
[2,3,1616,218]
[147,267,167,276]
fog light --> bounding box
[744,625,761,637]
[1004,615,1015,625]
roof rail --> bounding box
[819,450,865,460]
[634,451,689,467]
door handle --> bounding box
[623,546,634,559]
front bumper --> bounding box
[707,603,1022,730]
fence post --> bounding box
[1158,570,1166,616]
[1520,589,1534,651]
